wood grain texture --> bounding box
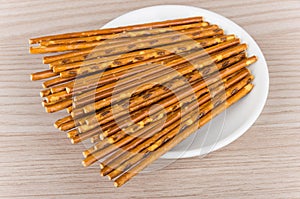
[0,0,300,198]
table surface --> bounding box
[0,0,300,198]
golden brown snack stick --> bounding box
[30,26,219,54]
[40,89,51,97]
[43,76,74,88]
[50,82,73,93]
[29,16,203,44]
[44,99,72,113]
[58,120,75,131]
[40,22,209,46]
[31,69,58,81]
[66,106,73,114]
[69,121,116,144]
[54,115,73,129]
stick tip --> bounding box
[53,123,59,129]
[245,83,254,91]
[67,132,73,138]
[82,151,89,158]
[114,182,119,187]
[99,134,104,140]
[40,91,45,98]
[41,101,47,107]
[44,107,52,113]
[99,163,104,169]
[100,171,105,177]
[82,160,87,167]
[246,56,258,65]
[227,34,236,41]
[29,47,35,54]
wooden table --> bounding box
[0,1,299,198]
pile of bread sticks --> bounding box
[30,16,256,187]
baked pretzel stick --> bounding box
[40,89,51,97]
[79,41,243,117]
[29,16,203,44]
[45,45,153,65]
[58,120,75,131]
[64,110,119,138]
[30,26,219,54]
[50,82,73,93]
[54,34,231,75]
[83,139,111,157]
[44,90,71,103]
[42,100,56,107]
[30,37,131,54]
[30,34,146,54]
[44,99,72,113]
[54,115,73,128]
[66,106,73,114]
[40,22,209,46]
[113,83,253,187]
[43,76,74,88]
[31,69,58,81]
[70,121,116,144]
[82,74,253,167]
[66,129,78,138]
[44,38,142,65]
